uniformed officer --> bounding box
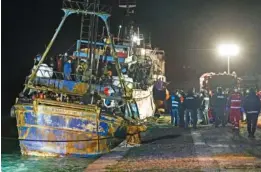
[211,87,227,127]
[183,88,200,129]
[243,88,261,138]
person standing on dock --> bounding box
[210,87,227,127]
[227,88,243,132]
[169,90,180,126]
[183,88,200,129]
[243,88,261,138]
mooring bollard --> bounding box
[126,125,147,146]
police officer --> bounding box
[243,88,261,138]
[211,87,227,127]
[170,90,180,126]
[227,87,243,131]
[184,88,199,129]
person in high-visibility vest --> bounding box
[169,91,180,126]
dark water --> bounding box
[2,154,96,172]
[1,118,98,172]
[1,139,98,172]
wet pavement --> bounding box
[108,121,261,172]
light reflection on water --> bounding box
[1,139,97,172]
[1,154,96,172]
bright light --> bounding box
[217,44,239,56]
[132,35,139,42]
[119,25,122,28]
[141,48,146,56]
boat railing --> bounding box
[27,67,145,94]
[31,68,120,86]
[32,68,86,82]
[62,0,111,14]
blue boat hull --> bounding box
[14,100,126,157]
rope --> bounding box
[1,131,144,143]
[65,43,76,54]
[2,136,121,142]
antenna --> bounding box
[118,0,136,16]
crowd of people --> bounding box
[33,49,117,82]
[168,87,261,138]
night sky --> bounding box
[2,0,261,115]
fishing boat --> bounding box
[10,0,167,157]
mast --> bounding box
[118,0,136,39]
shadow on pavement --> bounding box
[142,134,181,144]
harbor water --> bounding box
[1,118,98,172]
[2,139,98,172]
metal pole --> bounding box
[102,17,127,95]
[117,26,121,41]
[100,14,134,118]
[227,56,230,74]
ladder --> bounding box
[78,0,101,85]
[79,0,100,49]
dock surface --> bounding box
[104,122,261,171]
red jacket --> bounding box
[227,93,242,109]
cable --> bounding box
[66,43,76,54]
[1,131,143,143]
